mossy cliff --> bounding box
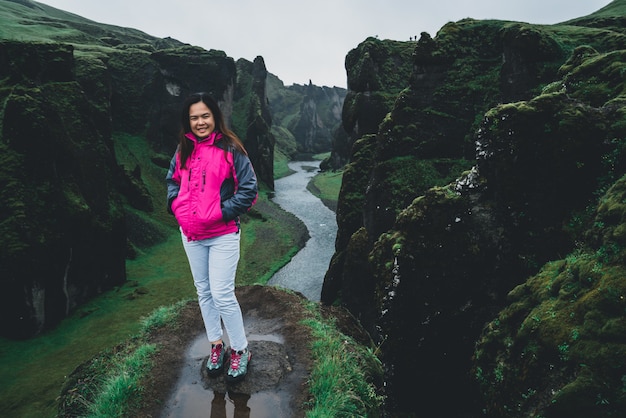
[322,1,626,416]
[236,56,276,190]
[0,0,275,338]
[328,36,415,169]
[0,40,128,338]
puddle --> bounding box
[160,316,295,417]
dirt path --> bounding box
[135,285,316,418]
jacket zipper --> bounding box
[202,170,206,192]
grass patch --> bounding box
[58,301,186,417]
[274,148,294,179]
[85,343,157,417]
[301,301,384,417]
[307,168,343,212]
[139,299,190,334]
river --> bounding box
[267,160,338,301]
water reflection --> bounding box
[211,392,251,418]
[161,325,293,417]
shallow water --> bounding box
[160,331,290,418]
[160,160,338,417]
[267,160,338,301]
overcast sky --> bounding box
[37,0,613,88]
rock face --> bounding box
[0,40,127,338]
[329,37,415,169]
[266,75,346,160]
[322,3,626,416]
[0,1,275,338]
[237,56,276,190]
[287,82,344,155]
[133,46,239,154]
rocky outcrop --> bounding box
[327,37,415,169]
[287,82,344,155]
[237,56,276,190]
[322,3,626,416]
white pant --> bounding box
[181,231,248,351]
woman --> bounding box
[166,92,257,383]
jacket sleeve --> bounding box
[165,152,180,214]
[221,150,258,221]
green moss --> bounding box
[475,240,626,415]
[562,50,626,107]
[368,156,473,221]
[113,132,173,225]
[271,125,298,165]
[475,179,626,416]
[0,141,28,258]
[346,37,414,93]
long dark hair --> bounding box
[178,92,247,169]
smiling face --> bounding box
[188,101,215,139]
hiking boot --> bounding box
[206,343,225,377]
[226,347,251,384]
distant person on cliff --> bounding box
[165,92,258,383]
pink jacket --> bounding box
[165,131,258,241]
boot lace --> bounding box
[230,350,242,370]
[210,344,222,365]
